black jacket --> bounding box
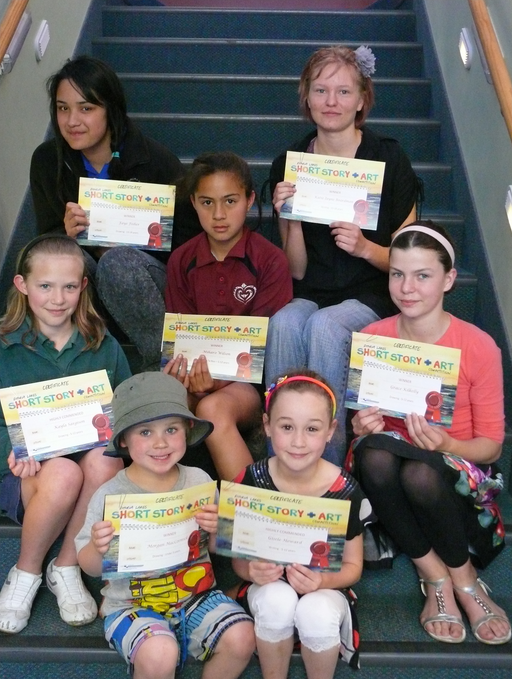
[269,126,420,315]
[30,119,201,250]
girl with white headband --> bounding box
[348,221,510,645]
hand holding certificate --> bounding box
[102,481,217,579]
[0,370,114,462]
[280,151,385,230]
[78,178,175,250]
[161,314,269,384]
[345,333,461,426]
[216,481,351,571]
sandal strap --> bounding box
[453,578,493,615]
[422,612,465,628]
[419,576,466,643]
[420,576,451,615]
[453,578,511,644]
[472,612,510,634]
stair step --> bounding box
[102,7,418,42]
[0,548,510,674]
[130,113,439,161]
[92,38,424,78]
[120,73,432,118]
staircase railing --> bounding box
[468,0,512,142]
[0,0,29,64]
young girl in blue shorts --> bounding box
[0,234,131,633]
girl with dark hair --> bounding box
[348,222,511,645]
[0,235,130,634]
[30,56,201,368]
[265,45,419,462]
[165,152,293,480]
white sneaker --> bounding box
[46,558,97,626]
[0,565,42,634]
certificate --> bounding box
[345,333,461,426]
[0,371,114,462]
[216,481,351,571]
[78,178,175,250]
[161,314,269,384]
[102,481,217,579]
[280,151,385,230]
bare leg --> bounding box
[133,634,178,679]
[302,645,339,679]
[254,637,294,679]
[449,559,511,643]
[195,383,261,480]
[412,550,464,641]
[17,458,84,574]
[55,447,123,566]
[202,620,255,679]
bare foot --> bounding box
[420,577,466,642]
[454,580,511,644]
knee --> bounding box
[39,458,84,501]
[358,447,396,490]
[80,448,123,487]
[296,591,347,652]
[305,308,351,346]
[295,591,344,638]
[195,394,238,434]
[133,635,178,679]
[214,620,255,663]
[249,581,298,630]
[195,394,223,427]
[98,246,137,270]
[269,306,292,331]
[401,461,441,504]
[268,301,312,339]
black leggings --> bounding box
[357,447,472,568]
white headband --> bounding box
[391,225,455,267]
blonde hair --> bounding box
[298,45,375,128]
[0,235,106,350]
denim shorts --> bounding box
[0,450,91,525]
[0,473,23,525]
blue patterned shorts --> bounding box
[104,589,252,670]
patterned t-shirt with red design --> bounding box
[165,226,292,317]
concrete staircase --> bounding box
[0,1,510,676]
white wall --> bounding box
[423,0,512,345]
[0,0,92,258]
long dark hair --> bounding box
[47,56,128,199]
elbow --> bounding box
[291,266,306,281]
[352,563,363,585]
[487,445,502,464]
[481,439,502,464]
